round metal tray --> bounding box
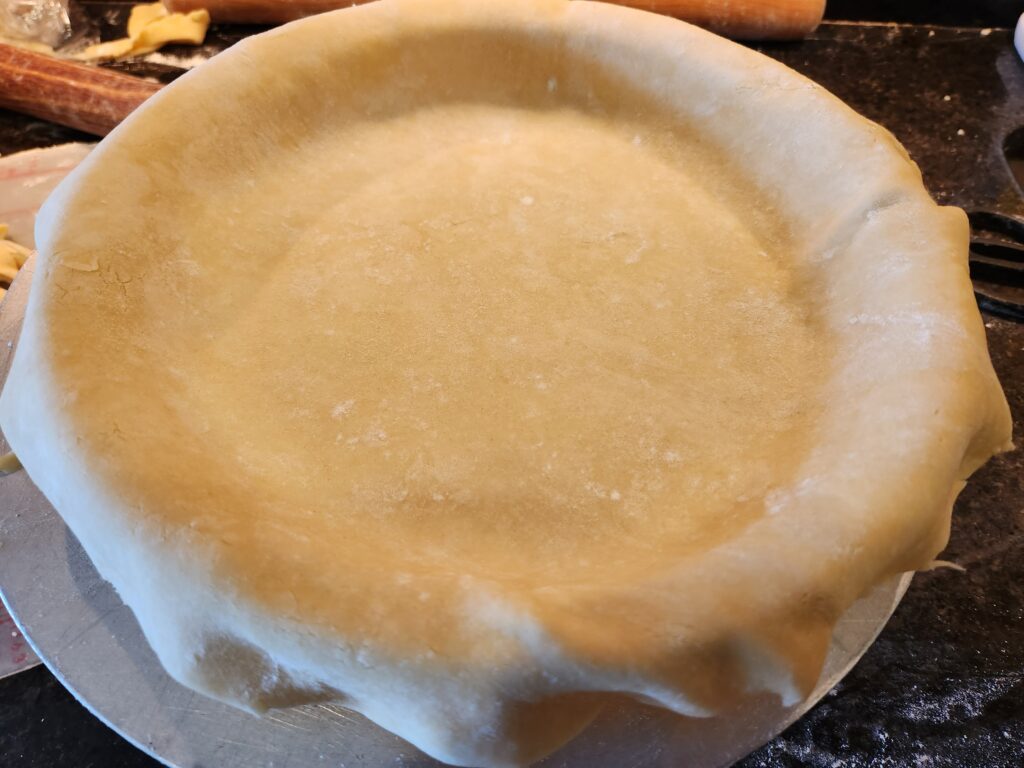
[0,260,912,768]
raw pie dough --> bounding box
[0,0,1012,765]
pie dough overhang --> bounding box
[1,0,1012,766]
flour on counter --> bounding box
[899,675,1021,723]
[141,51,210,69]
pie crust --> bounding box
[1,0,1011,765]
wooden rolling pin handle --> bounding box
[164,0,824,39]
[615,0,825,40]
[0,43,162,137]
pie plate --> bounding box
[0,256,911,767]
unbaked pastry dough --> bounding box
[75,2,210,61]
[0,224,31,300]
[1,0,1011,765]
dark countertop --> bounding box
[1,6,1023,768]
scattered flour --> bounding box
[141,51,210,69]
[899,676,1021,723]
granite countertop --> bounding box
[1,4,1023,767]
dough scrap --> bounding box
[0,225,31,300]
[75,2,209,61]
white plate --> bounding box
[0,143,93,248]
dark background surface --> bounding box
[1,2,1024,768]
[828,0,1020,27]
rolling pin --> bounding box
[164,0,826,40]
[0,43,161,136]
